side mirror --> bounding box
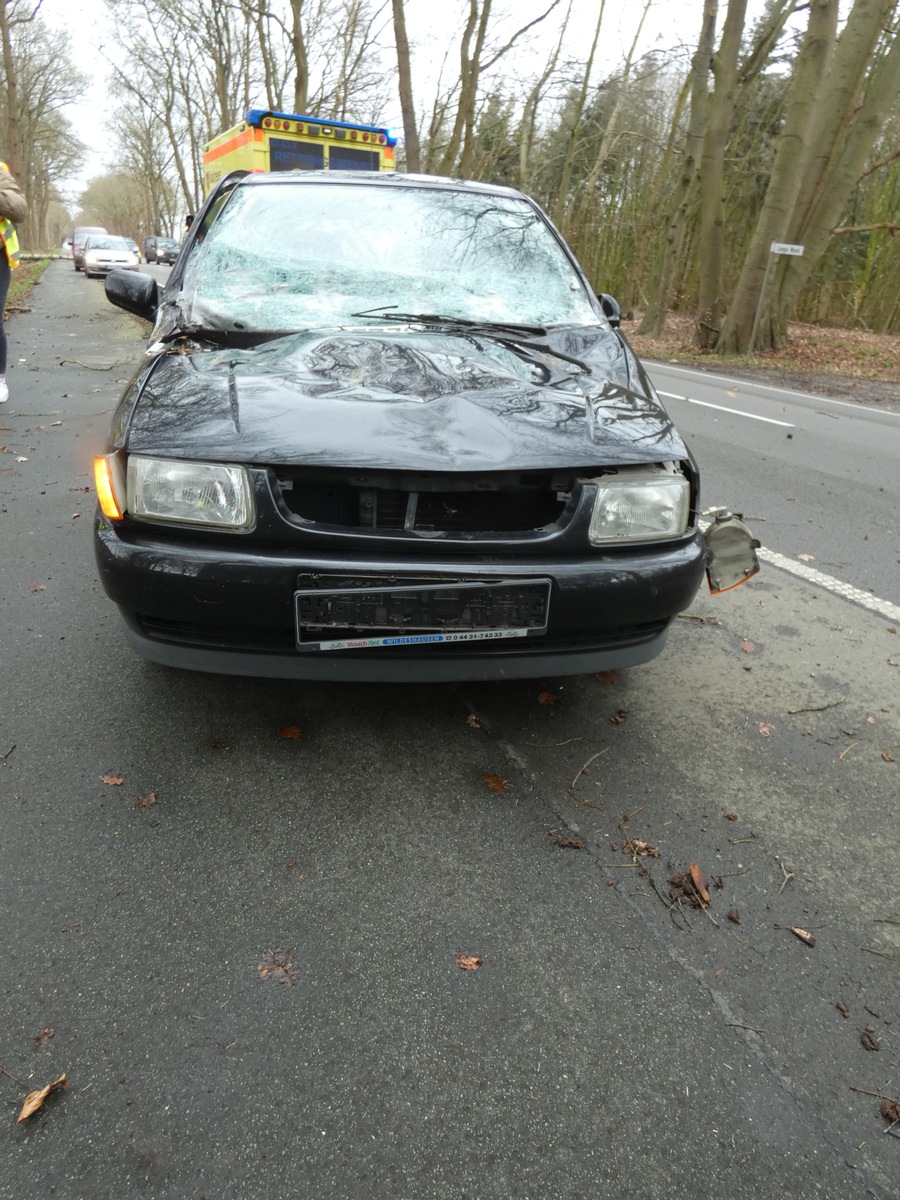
[598,293,621,328]
[106,270,159,322]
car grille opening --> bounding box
[274,468,572,534]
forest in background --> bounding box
[1,0,899,356]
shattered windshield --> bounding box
[180,182,599,333]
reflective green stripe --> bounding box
[0,218,20,268]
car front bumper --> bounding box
[95,516,706,680]
[86,260,138,274]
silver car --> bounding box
[83,235,140,279]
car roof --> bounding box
[238,171,530,203]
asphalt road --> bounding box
[647,360,900,604]
[1,263,898,1199]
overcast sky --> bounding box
[39,0,717,202]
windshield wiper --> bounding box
[351,306,547,339]
[351,305,596,379]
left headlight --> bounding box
[127,455,255,530]
[588,468,690,544]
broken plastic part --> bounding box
[704,512,761,595]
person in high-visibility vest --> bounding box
[0,161,27,404]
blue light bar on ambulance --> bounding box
[244,110,398,148]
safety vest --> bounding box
[0,161,21,269]
[0,219,20,270]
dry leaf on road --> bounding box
[99,774,124,786]
[790,926,816,947]
[551,831,585,850]
[257,947,298,986]
[481,772,508,793]
[740,640,755,653]
[537,691,558,705]
[29,583,46,592]
[623,838,659,858]
[690,863,711,905]
[465,713,481,728]
[756,721,775,737]
[135,792,158,808]
[594,671,618,684]
[669,863,711,908]
[34,1028,55,1048]
[455,954,483,970]
[17,1074,67,1123]
[276,725,302,739]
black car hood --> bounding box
[120,326,688,471]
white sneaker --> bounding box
[0,380,7,403]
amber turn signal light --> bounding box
[94,454,125,520]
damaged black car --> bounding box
[95,171,757,681]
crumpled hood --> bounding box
[120,326,688,471]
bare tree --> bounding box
[433,0,561,178]
[719,0,900,350]
[694,0,748,349]
[391,0,419,171]
[0,0,44,179]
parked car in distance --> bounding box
[72,225,108,271]
[96,171,758,682]
[82,235,140,278]
[155,237,180,265]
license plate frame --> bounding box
[294,577,551,652]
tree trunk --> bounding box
[771,12,900,336]
[516,0,572,191]
[290,0,309,112]
[0,0,24,180]
[719,0,898,352]
[437,1,483,176]
[569,0,651,244]
[549,0,605,229]
[391,0,420,172]
[694,0,747,349]
[638,0,717,336]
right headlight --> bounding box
[588,468,690,544]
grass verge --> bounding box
[7,256,53,311]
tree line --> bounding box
[2,0,899,349]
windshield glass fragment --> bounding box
[181,183,599,333]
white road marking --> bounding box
[658,390,795,427]
[654,362,900,417]
[688,398,795,426]
[758,547,900,623]
[698,520,900,622]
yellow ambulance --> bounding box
[202,109,398,193]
